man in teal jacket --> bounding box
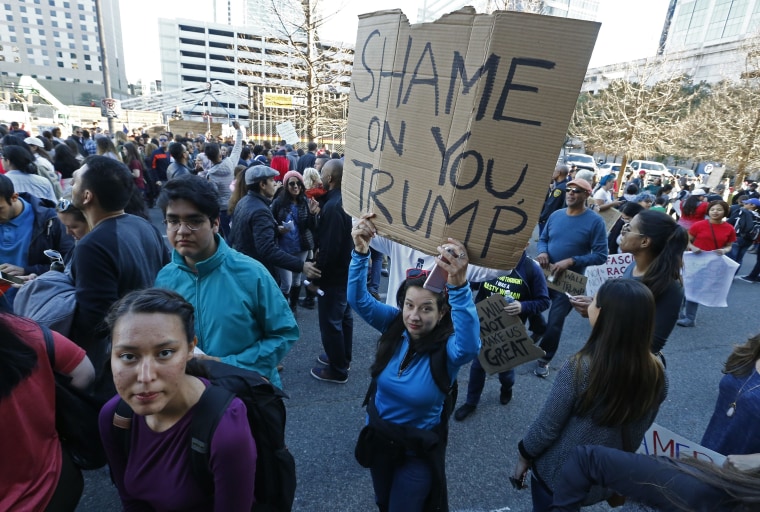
[154,175,298,388]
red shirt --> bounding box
[689,220,737,251]
[0,317,86,511]
[270,156,290,180]
[678,201,709,230]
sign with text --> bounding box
[637,423,725,465]
[342,8,599,269]
[476,294,544,374]
[540,266,587,296]
[101,98,122,119]
[276,121,300,145]
[585,252,633,297]
[598,208,621,234]
[264,93,295,109]
[683,252,738,307]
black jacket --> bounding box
[314,188,352,286]
[538,179,568,224]
[18,193,75,276]
[228,191,304,281]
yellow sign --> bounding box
[263,93,294,109]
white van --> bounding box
[629,160,673,179]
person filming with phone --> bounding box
[348,212,480,512]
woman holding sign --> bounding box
[513,279,667,511]
[571,210,688,357]
[349,213,480,512]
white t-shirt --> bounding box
[593,188,613,204]
[369,235,507,306]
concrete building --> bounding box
[156,17,352,139]
[416,0,600,22]
[0,0,128,105]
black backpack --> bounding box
[112,360,296,512]
[362,341,457,420]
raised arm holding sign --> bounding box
[342,8,599,270]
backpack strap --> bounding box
[41,324,55,368]
[189,385,236,497]
[112,399,135,462]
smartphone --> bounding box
[423,251,454,294]
[509,474,527,490]
[0,271,24,285]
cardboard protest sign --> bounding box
[598,208,621,234]
[683,252,738,307]
[540,265,587,296]
[637,423,725,465]
[476,294,544,374]
[705,166,726,192]
[585,252,633,297]
[343,8,599,269]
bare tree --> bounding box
[240,0,351,144]
[672,36,760,184]
[570,58,697,190]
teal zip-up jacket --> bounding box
[155,235,298,388]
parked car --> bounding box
[668,166,697,184]
[630,160,673,180]
[597,162,632,178]
[565,152,598,173]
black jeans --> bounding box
[317,284,353,378]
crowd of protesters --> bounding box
[0,119,758,512]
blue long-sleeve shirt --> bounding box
[537,208,608,274]
[347,251,480,429]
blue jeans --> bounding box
[728,237,753,269]
[219,208,231,239]
[680,299,699,323]
[368,248,384,294]
[531,474,554,512]
[317,284,353,378]
[464,357,515,405]
[371,454,432,512]
[537,289,573,362]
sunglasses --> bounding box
[566,188,586,194]
[57,198,74,212]
[406,268,430,279]
[287,181,301,188]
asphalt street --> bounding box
[76,212,760,511]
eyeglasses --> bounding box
[163,218,207,231]
[621,223,646,237]
[57,198,74,212]
[406,268,430,279]
[566,188,586,194]
[159,138,168,142]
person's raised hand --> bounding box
[435,238,469,287]
[351,213,377,254]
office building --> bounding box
[416,0,600,22]
[584,0,760,94]
[0,0,128,105]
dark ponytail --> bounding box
[636,210,688,298]
[2,145,37,175]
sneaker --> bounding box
[534,361,549,378]
[739,275,759,284]
[677,319,695,327]
[310,366,348,384]
[316,353,351,370]
[381,268,389,277]
[369,291,381,301]
[298,297,316,309]
[499,388,513,405]
[454,403,477,421]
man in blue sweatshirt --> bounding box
[534,178,608,377]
